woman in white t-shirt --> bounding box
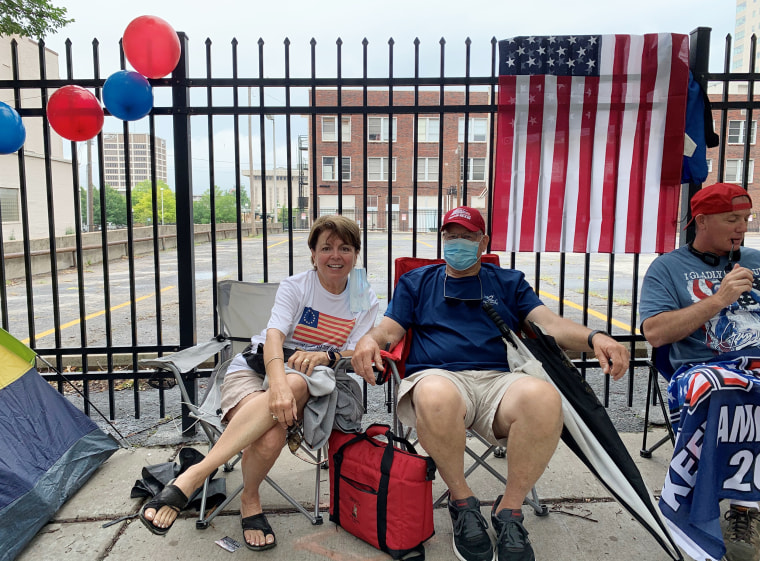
[139,215,378,550]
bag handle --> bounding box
[364,423,418,455]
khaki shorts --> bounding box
[396,368,530,447]
[219,366,264,422]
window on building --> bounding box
[459,158,487,181]
[458,117,488,142]
[367,194,379,210]
[417,117,440,142]
[368,117,397,142]
[322,157,351,181]
[725,159,755,183]
[368,157,396,181]
[734,59,744,70]
[0,188,20,222]
[322,116,351,142]
[738,1,746,11]
[417,157,439,181]
[737,16,746,26]
[728,120,757,144]
[737,30,746,40]
[706,159,713,173]
[735,45,745,55]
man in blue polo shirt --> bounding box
[352,206,629,561]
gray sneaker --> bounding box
[721,505,760,561]
[448,496,494,561]
[491,496,534,561]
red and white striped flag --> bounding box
[293,307,355,347]
[491,34,690,254]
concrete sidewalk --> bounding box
[15,426,683,561]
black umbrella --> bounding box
[482,302,682,561]
[130,447,227,512]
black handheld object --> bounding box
[725,244,739,273]
[481,301,517,351]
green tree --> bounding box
[80,185,127,228]
[193,186,250,224]
[1,0,73,39]
[131,180,176,225]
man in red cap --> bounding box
[640,182,760,561]
[353,206,629,561]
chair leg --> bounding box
[197,481,244,530]
[433,432,548,516]
[640,365,675,458]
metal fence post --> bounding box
[682,27,713,246]
[172,32,197,435]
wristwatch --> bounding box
[587,329,609,349]
[327,350,342,368]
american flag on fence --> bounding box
[293,307,355,347]
[491,34,690,254]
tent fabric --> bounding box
[0,329,118,561]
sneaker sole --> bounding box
[451,535,496,561]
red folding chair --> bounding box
[378,255,548,515]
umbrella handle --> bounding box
[482,302,518,350]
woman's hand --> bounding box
[287,350,330,376]
[268,380,298,426]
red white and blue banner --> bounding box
[662,358,760,561]
[492,34,690,254]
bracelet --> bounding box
[265,356,284,369]
[587,329,609,349]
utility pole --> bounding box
[87,138,94,231]
[266,114,278,224]
[248,88,256,230]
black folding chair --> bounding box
[640,344,676,458]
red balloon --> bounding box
[47,86,104,142]
[122,16,181,79]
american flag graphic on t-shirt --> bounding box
[293,307,355,347]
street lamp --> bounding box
[265,114,278,224]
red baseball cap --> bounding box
[441,206,486,232]
[689,183,752,223]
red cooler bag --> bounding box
[329,424,436,560]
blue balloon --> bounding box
[0,101,26,154]
[103,70,153,121]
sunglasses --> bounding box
[286,422,328,466]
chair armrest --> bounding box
[378,339,405,385]
[140,338,230,374]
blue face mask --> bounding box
[443,238,480,271]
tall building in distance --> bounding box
[733,0,760,72]
[102,133,167,192]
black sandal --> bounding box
[138,479,189,536]
[241,512,277,551]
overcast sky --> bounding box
[42,0,737,194]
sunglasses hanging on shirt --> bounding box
[443,273,483,303]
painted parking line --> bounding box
[538,289,638,333]
[23,237,303,345]
[22,285,176,346]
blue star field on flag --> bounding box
[499,35,601,77]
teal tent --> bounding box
[0,328,119,561]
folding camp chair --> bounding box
[140,280,324,528]
[640,344,676,458]
[379,256,548,515]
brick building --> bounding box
[309,89,491,231]
[704,88,760,228]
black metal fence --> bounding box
[0,26,755,427]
